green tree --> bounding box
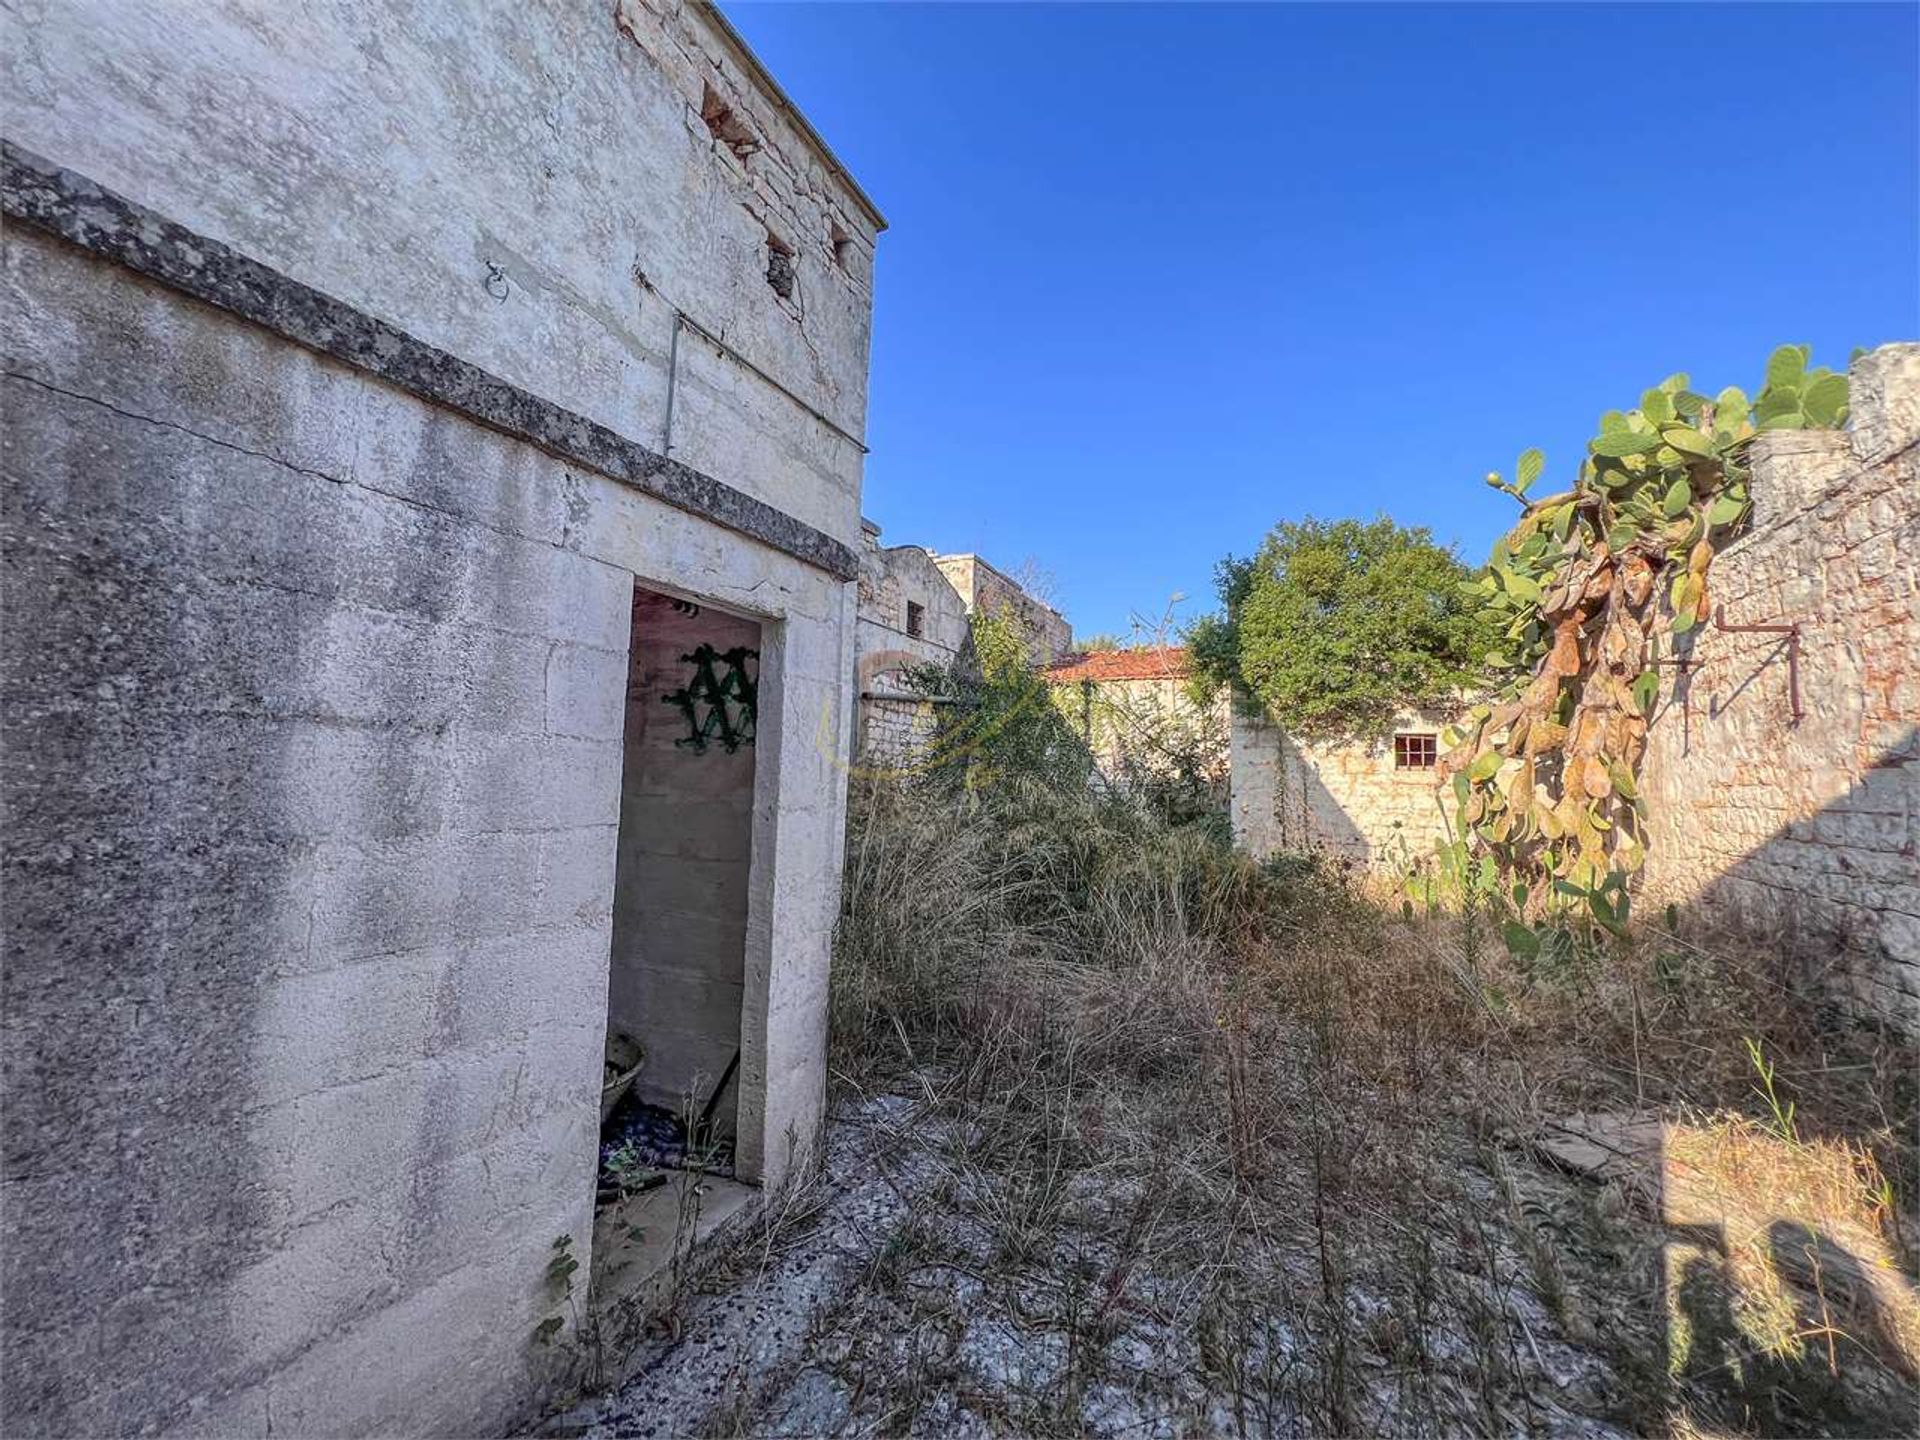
[1188,517,1493,741]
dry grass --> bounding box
[812,771,1917,1437]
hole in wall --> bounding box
[701,81,759,162]
[765,230,796,301]
[829,221,855,272]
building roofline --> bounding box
[699,2,889,233]
[1044,646,1193,684]
[928,551,1069,624]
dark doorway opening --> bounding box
[591,584,761,1328]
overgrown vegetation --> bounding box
[809,640,1917,1436]
[1187,516,1493,741]
[907,608,1095,796]
[1440,346,1854,909]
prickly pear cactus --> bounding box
[1437,345,1853,929]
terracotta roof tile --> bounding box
[1043,646,1191,684]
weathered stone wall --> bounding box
[851,522,968,767]
[1,0,882,550]
[1230,704,1454,869]
[1,217,857,1440]
[929,552,1073,664]
[1639,344,1919,1031]
[0,1,876,1433]
[859,695,955,771]
[855,521,970,670]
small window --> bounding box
[905,601,925,638]
[829,221,855,271]
[1394,733,1437,770]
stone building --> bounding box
[1045,646,1229,795]
[2,1,882,1434]
[928,551,1074,663]
[851,520,968,763]
[852,527,1068,765]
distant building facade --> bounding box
[1229,703,1456,870]
[929,552,1073,664]
[1045,646,1228,796]
[852,527,1071,765]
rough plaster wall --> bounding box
[609,593,758,1127]
[1639,344,1920,1031]
[1230,703,1452,868]
[1,227,854,1437]
[0,0,877,550]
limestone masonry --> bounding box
[1231,345,1919,1033]
[1044,646,1230,796]
[852,522,1068,766]
[1637,344,1920,1032]
[2,2,881,1434]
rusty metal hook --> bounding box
[1712,605,1803,724]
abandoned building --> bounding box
[1231,344,1920,1034]
[1044,644,1229,794]
[852,521,1069,764]
[928,550,1074,663]
[1,0,883,1434]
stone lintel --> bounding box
[0,140,859,582]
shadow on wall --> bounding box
[1228,699,1452,875]
[1672,725,1919,1033]
[1266,726,1371,862]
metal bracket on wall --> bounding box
[1712,605,1804,725]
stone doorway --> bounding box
[590,585,764,1331]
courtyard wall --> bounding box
[1638,344,1919,1031]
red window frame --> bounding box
[1394,733,1437,769]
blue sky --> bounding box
[729,2,1920,640]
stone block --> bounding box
[248,951,450,1111]
[302,830,544,969]
[1881,910,1920,966]
[1849,342,1920,466]
[451,733,624,832]
[535,824,621,930]
[434,928,611,1054]
[545,639,631,741]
